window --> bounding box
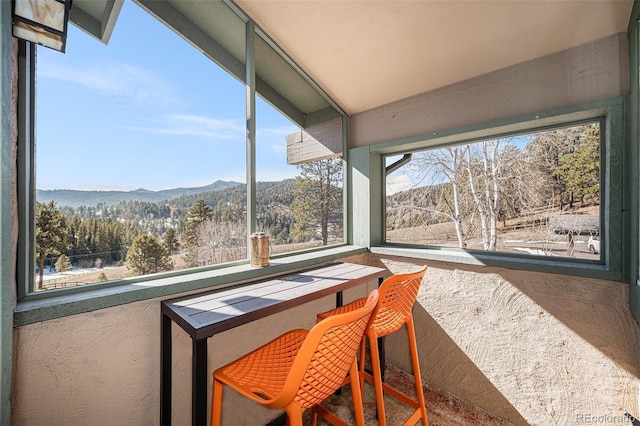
[30,2,246,292]
[256,97,344,255]
[378,103,624,279]
[20,0,346,296]
[386,122,601,260]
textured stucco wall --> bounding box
[375,255,640,426]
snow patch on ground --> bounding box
[513,247,557,256]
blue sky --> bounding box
[36,0,299,191]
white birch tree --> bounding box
[408,145,469,248]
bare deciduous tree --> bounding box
[400,137,549,251]
[190,219,246,266]
[408,145,469,248]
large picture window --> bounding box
[25,0,346,295]
[385,121,602,260]
[32,2,247,291]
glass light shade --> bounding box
[13,0,70,52]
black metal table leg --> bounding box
[193,339,208,426]
[334,290,345,395]
[161,313,172,426]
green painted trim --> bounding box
[626,16,640,319]
[1,1,14,422]
[342,115,349,245]
[347,146,385,247]
[15,1,352,303]
[629,0,640,31]
[347,146,370,246]
[254,75,305,127]
[606,105,625,278]
[246,21,257,254]
[14,245,369,326]
[224,0,348,122]
[369,152,384,246]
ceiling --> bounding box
[234,0,634,115]
[70,0,634,117]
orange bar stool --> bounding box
[314,266,429,426]
[210,289,379,426]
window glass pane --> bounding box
[256,97,344,254]
[385,123,601,259]
[34,1,246,291]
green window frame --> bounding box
[351,98,626,282]
[626,8,640,321]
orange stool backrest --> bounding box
[369,266,427,338]
[269,289,379,410]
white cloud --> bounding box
[132,117,299,147]
[386,173,413,195]
[38,60,183,109]
[130,114,245,142]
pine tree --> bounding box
[184,199,214,247]
[126,234,174,275]
[556,125,600,205]
[35,201,69,289]
[163,228,179,255]
[54,254,72,273]
[291,158,343,245]
[183,199,214,266]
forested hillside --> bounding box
[33,165,339,289]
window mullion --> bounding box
[245,21,256,258]
[17,41,35,299]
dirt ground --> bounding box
[386,205,600,259]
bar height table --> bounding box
[160,262,386,426]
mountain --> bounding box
[36,180,243,208]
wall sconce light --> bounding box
[12,0,71,53]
